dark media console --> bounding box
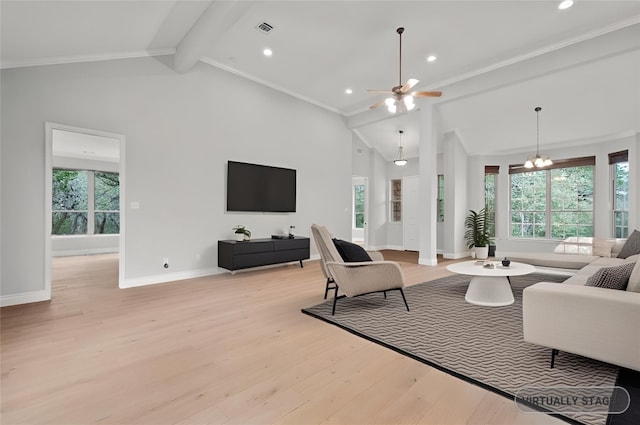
[218,236,310,272]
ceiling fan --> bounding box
[368,27,442,113]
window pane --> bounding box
[52,212,88,235]
[510,171,545,238]
[95,212,120,234]
[95,172,120,210]
[354,184,365,229]
[391,180,402,222]
[392,201,401,222]
[511,164,593,240]
[52,169,88,210]
[484,173,495,237]
[550,165,594,239]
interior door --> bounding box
[402,176,419,251]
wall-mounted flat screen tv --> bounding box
[227,161,296,212]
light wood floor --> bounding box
[1,252,563,425]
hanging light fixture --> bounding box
[394,130,408,166]
[524,106,553,169]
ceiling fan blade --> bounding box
[367,89,394,94]
[400,78,419,93]
[369,100,386,110]
[412,91,443,97]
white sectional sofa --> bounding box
[501,236,640,371]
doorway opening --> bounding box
[45,123,126,299]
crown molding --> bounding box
[0,48,176,70]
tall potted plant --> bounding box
[465,208,492,259]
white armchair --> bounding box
[310,224,409,315]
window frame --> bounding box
[52,167,120,236]
[508,157,595,240]
[437,174,445,222]
[390,179,402,223]
[353,183,365,229]
[609,150,629,238]
[484,166,499,237]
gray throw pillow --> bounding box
[617,229,640,259]
[586,262,635,290]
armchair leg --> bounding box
[324,278,336,300]
[383,291,387,299]
[550,349,559,368]
[399,288,410,312]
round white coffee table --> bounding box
[446,260,535,306]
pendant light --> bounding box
[394,130,408,166]
[524,107,553,169]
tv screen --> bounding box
[227,161,296,212]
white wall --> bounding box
[443,131,469,258]
[386,160,419,249]
[1,56,352,302]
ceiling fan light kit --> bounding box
[524,106,553,169]
[368,27,442,113]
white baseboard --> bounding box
[0,289,51,307]
[418,256,438,266]
[120,267,223,288]
[443,251,471,259]
[120,257,319,289]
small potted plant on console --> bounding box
[233,225,251,241]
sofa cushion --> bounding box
[553,237,593,255]
[332,239,372,262]
[504,252,597,270]
[592,238,613,257]
[617,229,640,259]
[612,239,628,257]
[627,260,640,293]
[585,262,635,290]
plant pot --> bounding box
[475,246,489,260]
[235,233,244,241]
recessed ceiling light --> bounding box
[558,0,573,10]
[427,55,437,62]
[263,48,273,57]
[345,88,353,95]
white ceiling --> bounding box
[2,1,639,161]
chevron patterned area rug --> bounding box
[302,272,633,425]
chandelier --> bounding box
[524,106,553,169]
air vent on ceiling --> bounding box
[255,22,274,34]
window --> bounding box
[390,179,402,222]
[353,184,365,229]
[610,150,629,238]
[94,172,120,234]
[52,169,120,235]
[509,157,595,239]
[484,166,498,237]
[437,175,445,222]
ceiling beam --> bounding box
[174,0,254,73]
[346,21,640,130]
